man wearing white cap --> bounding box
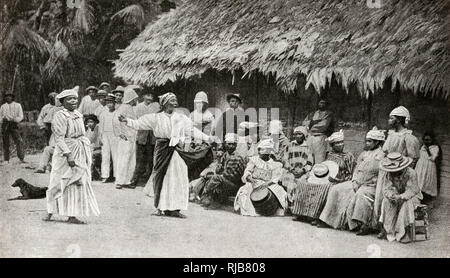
[37,92,58,144]
[200,133,246,208]
[378,152,421,242]
[373,106,420,230]
[119,92,212,218]
[302,98,334,164]
[113,87,138,189]
[78,85,100,116]
[234,139,286,217]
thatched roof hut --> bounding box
[113,0,450,98]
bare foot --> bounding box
[42,213,53,222]
[67,217,86,224]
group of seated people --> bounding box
[187,107,439,244]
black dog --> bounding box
[8,178,48,200]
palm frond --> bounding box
[0,20,50,66]
[72,0,95,34]
[42,39,72,83]
[112,4,145,31]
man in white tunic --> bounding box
[99,94,117,182]
[78,86,100,116]
[113,88,138,189]
[118,92,211,218]
[37,92,58,144]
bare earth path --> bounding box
[1,155,449,258]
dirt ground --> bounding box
[1,154,449,258]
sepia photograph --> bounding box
[0,0,449,260]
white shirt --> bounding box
[0,101,24,123]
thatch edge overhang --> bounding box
[113,0,450,99]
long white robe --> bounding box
[113,104,137,185]
[46,109,100,217]
[127,111,209,211]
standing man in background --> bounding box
[302,98,334,164]
[37,92,58,145]
[0,92,25,165]
[78,85,100,116]
[130,92,161,188]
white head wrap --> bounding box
[56,86,79,100]
[366,126,385,141]
[224,133,238,143]
[159,92,177,107]
[327,129,344,144]
[257,138,275,150]
[389,106,410,125]
[293,126,309,136]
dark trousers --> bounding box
[44,123,52,145]
[2,121,24,161]
[131,142,155,185]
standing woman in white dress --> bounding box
[44,86,100,224]
[118,92,212,218]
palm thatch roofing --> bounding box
[113,0,450,98]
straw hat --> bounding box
[85,86,98,92]
[307,160,339,184]
[380,152,412,172]
[99,82,110,89]
[112,86,125,94]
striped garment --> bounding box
[292,181,333,219]
[284,140,313,175]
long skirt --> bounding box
[346,185,376,230]
[416,158,438,197]
[292,181,332,219]
[380,196,420,242]
[152,139,211,210]
[115,138,136,185]
[307,135,327,164]
[46,137,100,217]
[319,181,355,228]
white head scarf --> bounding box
[56,86,79,100]
[390,106,410,125]
[159,92,177,107]
[326,129,344,144]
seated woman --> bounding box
[234,139,286,216]
[345,127,386,235]
[378,152,422,243]
[315,130,356,228]
[199,133,247,208]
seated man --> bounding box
[282,126,313,203]
[234,139,287,217]
[346,127,386,235]
[85,114,101,181]
[378,152,422,243]
[200,133,247,208]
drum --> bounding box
[250,187,279,216]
